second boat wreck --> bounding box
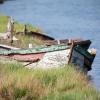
[0,39,96,72]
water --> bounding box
[0,0,100,89]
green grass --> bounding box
[0,16,44,48]
[0,16,8,32]
[0,35,44,48]
[0,16,42,33]
[0,63,99,100]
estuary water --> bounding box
[0,0,100,89]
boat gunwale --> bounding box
[0,44,71,55]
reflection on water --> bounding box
[0,0,100,89]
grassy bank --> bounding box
[0,16,42,33]
[0,16,43,48]
[0,63,100,100]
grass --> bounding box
[0,63,100,100]
[0,16,44,48]
[0,15,100,100]
[0,35,44,48]
[0,16,42,33]
[0,16,8,32]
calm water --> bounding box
[0,0,100,89]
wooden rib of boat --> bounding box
[0,39,96,71]
[0,44,20,50]
[44,39,91,49]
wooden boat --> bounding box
[0,40,96,71]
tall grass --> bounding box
[0,63,99,100]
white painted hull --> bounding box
[25,49,71,69]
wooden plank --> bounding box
[44,39,91,49]
[0,44,20,50]
[68,41,75,64]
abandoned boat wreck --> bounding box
[0,39,96,71]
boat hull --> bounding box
[0,49,71,68]
[0,43,96,71]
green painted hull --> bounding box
[0,44,70,55]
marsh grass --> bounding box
[0,16,42,33]
[0,34,43,48]
[0,63,99,100]
[0,16,44,48]
[14,35,44,48]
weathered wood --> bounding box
[0,40,96,71]
[16,31,54,40]
[24,59,40,66]
[44,39,91,50]
[44,39,69,45]
[0,44,20,50]
[68,41,75,64]
[24,24,28,35]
